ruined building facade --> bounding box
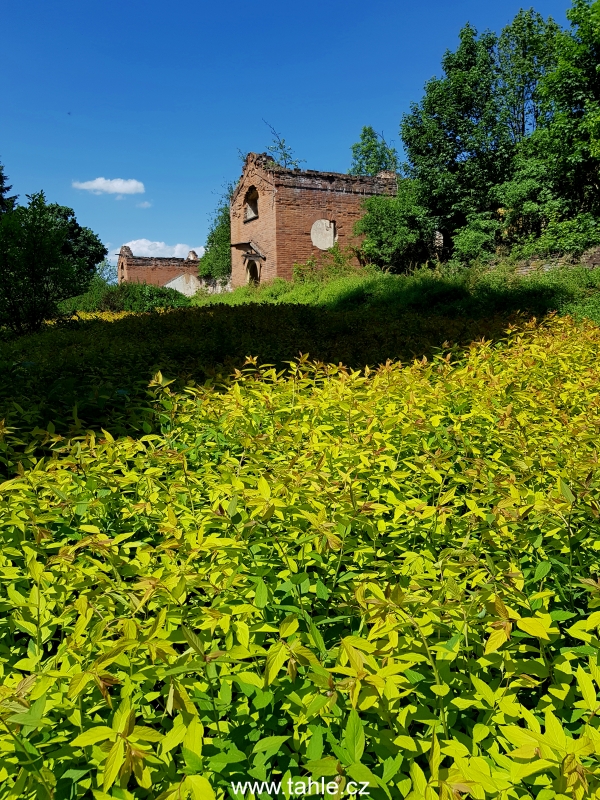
[230,153,397,288]
[116,248,229,296]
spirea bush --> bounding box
[1,316,600,799]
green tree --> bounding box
[536,0,600,216]
[497,9,561,143]
[400,24,513,239]
[348,126,398,175]
[0,192,89,333]
[354,180,436,270]
[493,1,600,257]
[198,184,235,281]
[0,161,17,216]
[46,203,107,292]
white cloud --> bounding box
[112,239,205,259]
[137,201,152,208]
[72,177,145,195]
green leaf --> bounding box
[305,757,339,778]
[72,726,115,748]
[102,738,125,791]
[252,735,289,755]
[182,626,205,658]
[558,477,576,504]
[316,580,330,600]
[471,675,496,707]
[534,561,551,581]
[255,578,269,609]
[306,727,324,761]
[344,710,365,764]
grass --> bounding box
[191,263,600,324]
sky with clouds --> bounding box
[4,0,571,262]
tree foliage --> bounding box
[357,1,600,269]
[0,192,97,333]
[0,160,17,216]
[348,126,398,176]
[354,180,435,269]
[198,184,235,281]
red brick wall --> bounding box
[230,154,396,288]
[117,247,200,287]
[230,159,278,287]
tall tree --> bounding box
[348,127,398,176]
[497,9,561,143]
[400,24,513,238]
[536,0,600,215]
[0,162,17,216]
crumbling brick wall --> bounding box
[117,246,200,287]
[230,154,397,288]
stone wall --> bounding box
[230,154,397,288]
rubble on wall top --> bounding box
[117,245,199,264]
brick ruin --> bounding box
[116,247,230,296]
[230,152,397,288]
[116,154,396,294]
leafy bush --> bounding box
[293,244,365,283]
[452,214,501,262]
[60,280,191,314]
[354,181,436,271]
[1,316,600,798]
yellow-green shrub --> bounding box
[1,316,600,799]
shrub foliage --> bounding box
[1,317,600,798]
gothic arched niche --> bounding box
[244,187,259,221]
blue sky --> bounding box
[3,0,570,261]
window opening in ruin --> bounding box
[244,187,259,221]
[247,260,260,285]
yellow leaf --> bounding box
[576,665,597,712]
[517,617,550,640]
[184,775,216,800]
[183,716,204,757]
[485,627,509,654]
[279,615,299,638]
[257,476,271,500]
[234,671,263,689]
[264,642,288,685]
[161,718,187,755]
[544,709,567,752]
[471,675,495,707]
